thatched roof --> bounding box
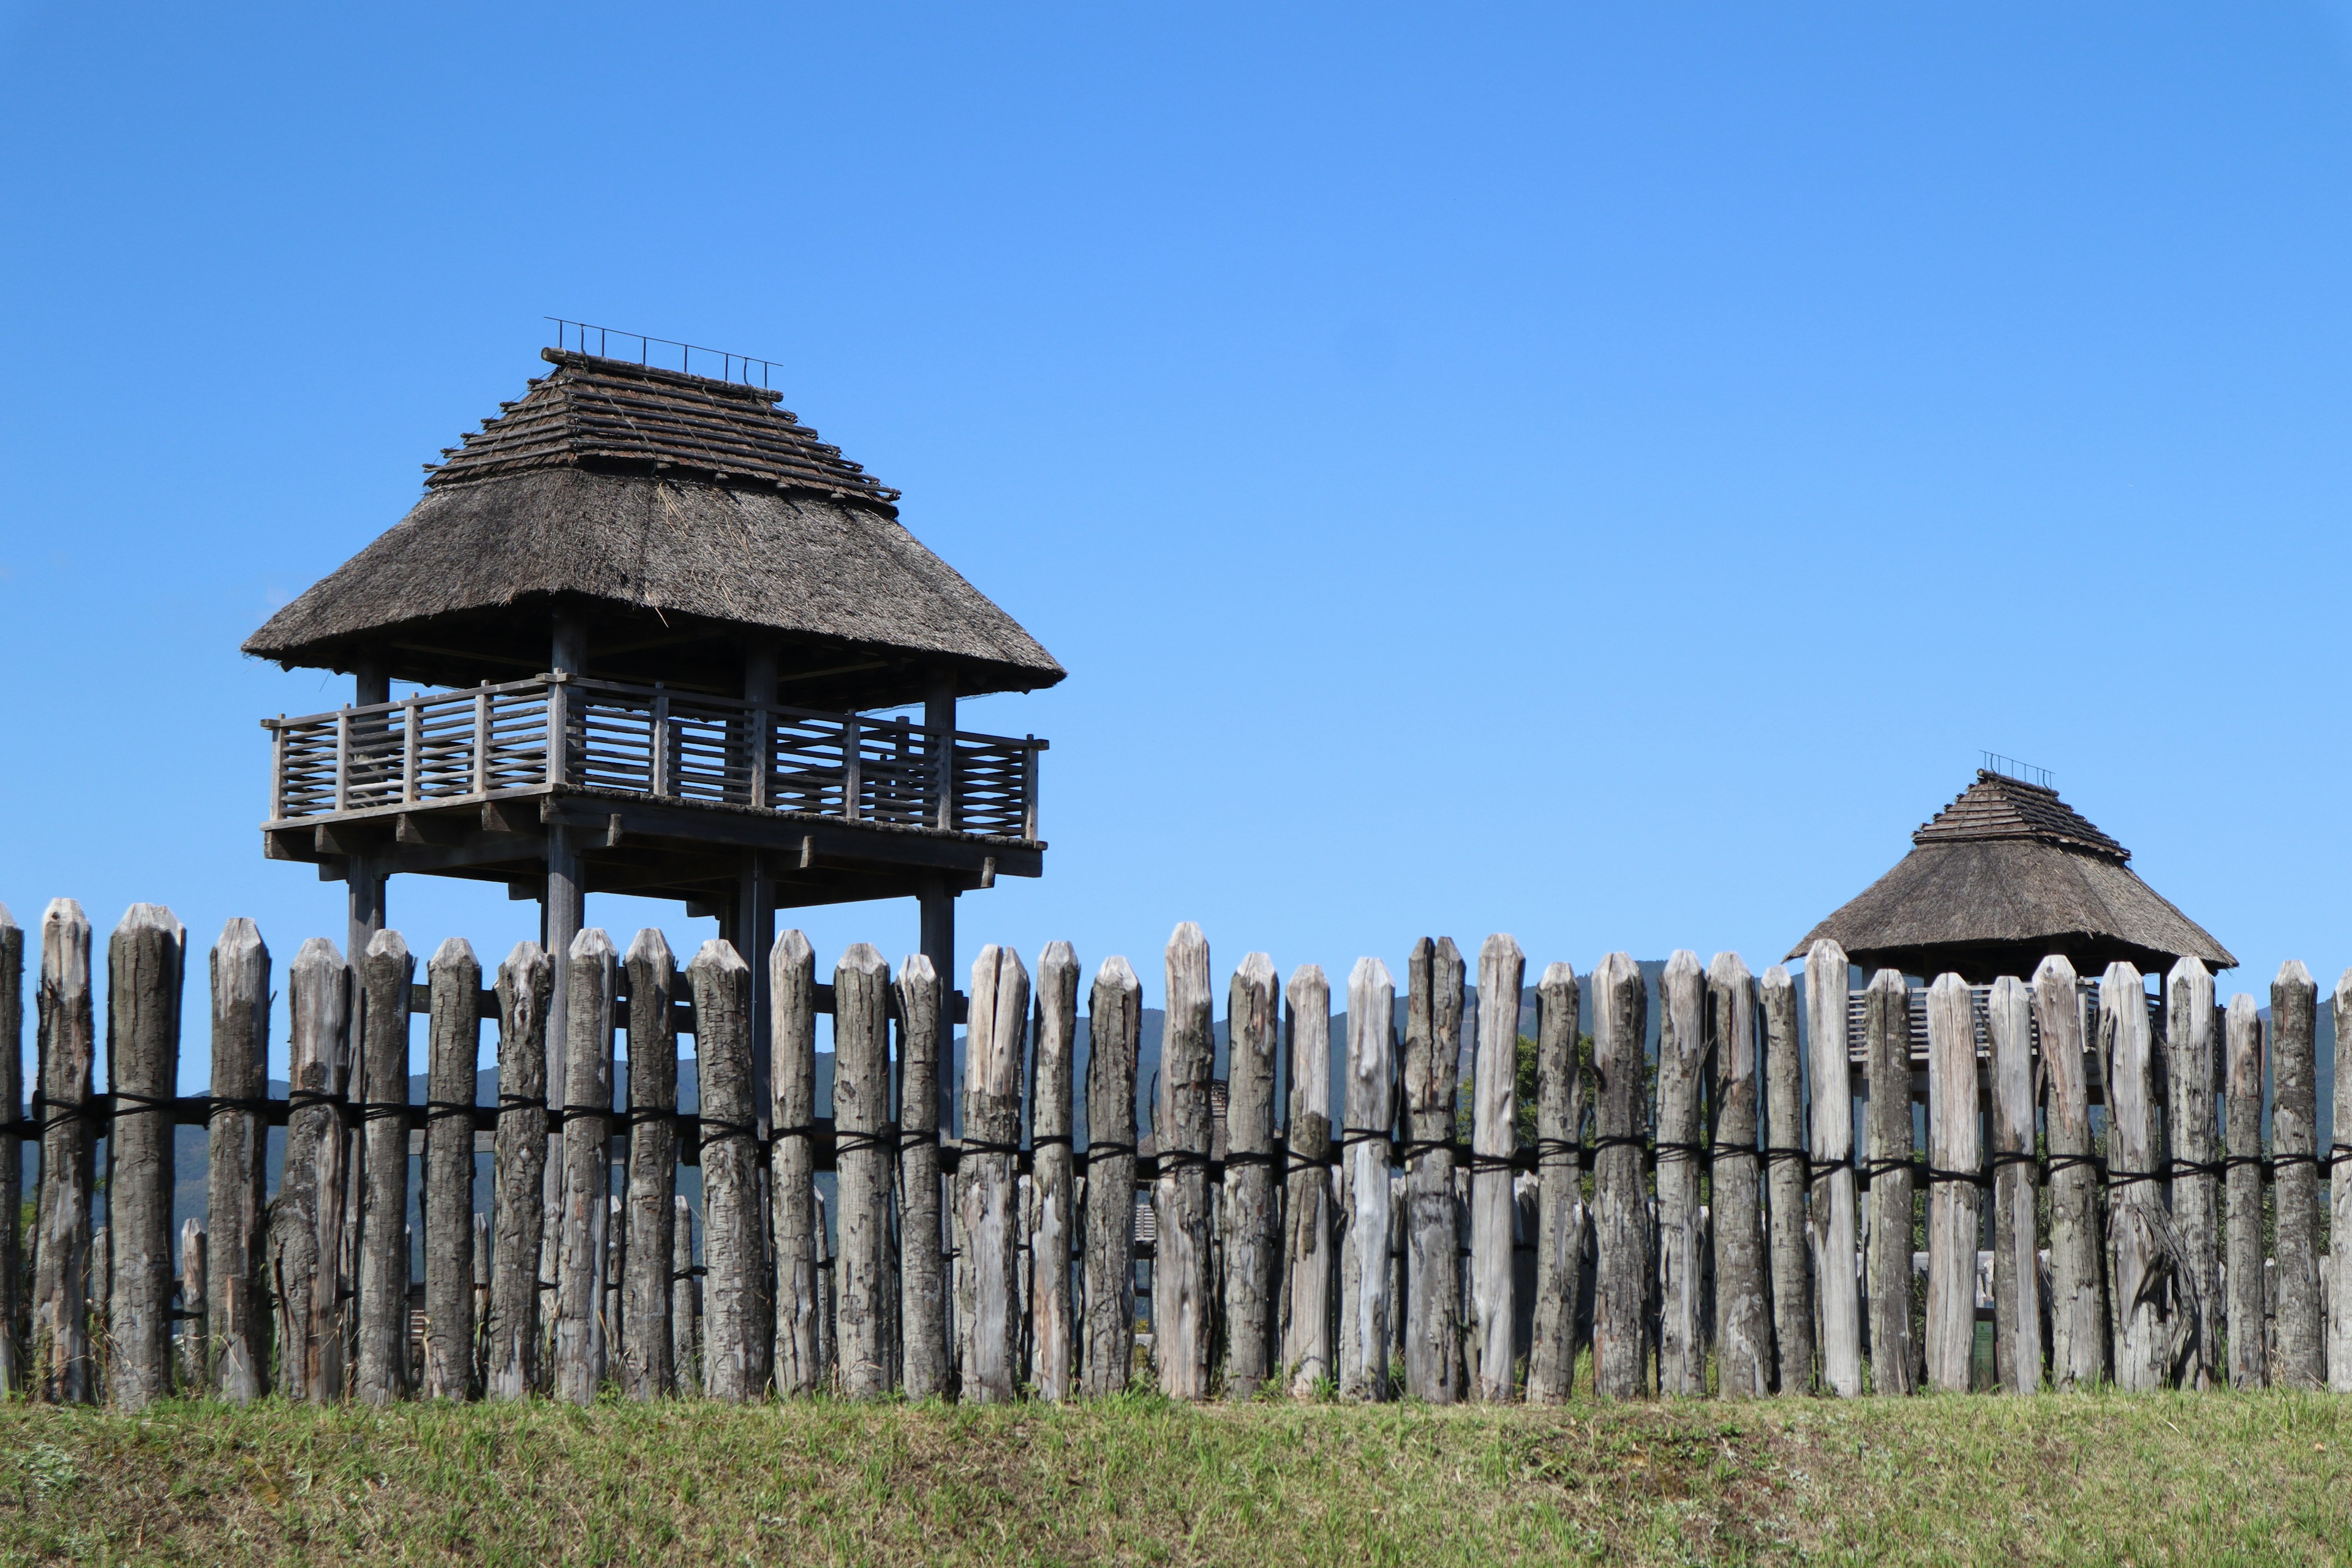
[1788,771,2235,981]
[243,351,1064,710]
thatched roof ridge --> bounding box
[1909,770,2125,859]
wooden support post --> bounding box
[270,937,349,1403]
[354,930,413,1405]
[0,905,19,1399]
[2334,967,2352,1392]
[1592,951,1651,1399]
[1469,935,1525,1402]
[2103,962,2166,1390]
[1986,975,2040,1395]
[1081,956,1141,1396]
[895,953,949,1398]
[1033,942,1081,1401]
[620,930,678,1400]
[2272,960,2322,1389]
[1281,963,1335,1396]
[1155,925,1214,1400]
[1656,949,1706,1397]
[1924,973,1981,1394]
[1402,936,1464,1403]
[1338,957,1398,1401]
[692,939,764,1400]
[1761,964,1811,1397]
[835,943,897,1397]
[1527,962,1583,1404]
[2226,993,2268,1389]
[1709,952,1768,1399]
[1221,951,1278,1399]
[1805,939,1861,1398]
[30,900,94,1405]
[673,1196,699,1396]
[963,943,1029,1402]
[106,904,183,1411]
[769,930,821,1395]
[205,918,269,1403]
[2036,955,2105,1390]
[2167,958,2220,1390]
[423,937,481,1399]
[554,928,616,1404]
[486,943,551,1400]
[179,1220,206,1393]
[1863,968,1917,1396]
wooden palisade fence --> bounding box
[9,902,2352,1404]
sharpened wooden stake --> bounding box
[486,942,551,1400]
[1762,964,1812,1397]
[692,939,766,1401]
[769,929,821,1395]
[107,904,184,1411]
[1924,973,1980,1394]
[1221,951,1278,1399]
[0,906,19,1398]
[1805,939,1861,1398]
[1280,963,1335,1396]
[205,918,270,1403]
[423,937,481,1399]
[620,930,677,1399]
[1032,942,1080,1401]
[2225,993,2267,1389]
[963,943,1029,1402]
[1593,951,1651,1400]
[1155,925,1215,1400]
[1401,937,1463,1403]
[895,953,949,1399]
[2272,960,2322,1389]
[1709,952,1768,1400]
[1081,956,1141,1396]
[553,929,616,1404]
[1528,962,1583,1404]
[1338,957,1398,1401]
[1863,968,1917,1396]
[2104,962,2169,1391]
[1470,935,1524,1402]
[1656,950,1706,1397]
[2167,958,2220,1390]
[31,900,94,1405]
[271,936,348,1403]
[2037,955,2105,1391]
[836,943,897,1398]
[1986,976,2040,1395]
[354,929,413,1406]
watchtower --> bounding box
[243,334,1063,1062]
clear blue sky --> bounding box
[4,4,2350,1084]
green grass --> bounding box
[1,1389,2348,1566]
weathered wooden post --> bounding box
[1081,956,1141,1396]
[486,941,551,1400]
[692,938,765,1401]
[1210,950,1272,1397]
[2272,960,2321,1389]
[0,905,18,1398]
[2225,992,2267,1389]
[206,918,269,1403]
[355,929,414,1405]
[106,903,183,1412]
[2102,962,2168,1390]
[31,899,94,1405]
[178,1219,207,1393]
[767,929,820,1395]
[1281,963,1335,1396]
[815,1185,838,1389]
[2166,957,2220,1390]
[960,944,1028,1401]
[2035,955,2105,1390]
[2333,967,2352,1392]
[423,937,481,1399]
[1656,950,1706,1397]
[1862,968,1917,1396]
[1033,941,1081,1401]
[1804,939,1861,1398]
[1156,924,1214,1400]
[672,1194,700,1396]
[1470,934,1525,1402]
[271,936,347,1403]
[837,943,898,1398]
[1709,952,1768,1399]
[471,1212,489,1388]
[1528,962,1583,1404]
[1338,956,1397,1401]
[554,927,617,1404]
[620,930,678,1399]
[1401,936,1463,1404]
[1986,975,2040,1394]
[1592,950,1651,1400]
[1761,963,1812,1396]
[895,952,949,1399]
[1924,973,1981,1394]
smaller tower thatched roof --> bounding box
[1788,771,2234,982]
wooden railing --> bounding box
[264,674,1043,840]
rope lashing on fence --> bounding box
[830,1129,895,1159]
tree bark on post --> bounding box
[1761,964,1812,1397]
[692,939,765,1400]
[835,943,898,1398]
[1862,968,1917,1396]
[553,927,617,1404]
[271,936,349,1403]
[1280,963,1334,1396]
[2332,967,2352,1391]
[1033,941,1081,1401]
[2036,955,2105,1390]
[2225,993,2267,1389]
[1655,949,1706,1397]
[1338,957,1398,1401]
[354,929,413,1406]
[963,943,1029,1402]
[2167,958,2220,1390]
[1924,973,1981,1394]
[2104,962,2169,1390]
[1470,934,1525,1402]
[620,930,677,1400]
[423,937,482,1400]
[1592,950,1651,1400]
[895,952,948,1399]
[1221,950,1278,1399]
[1155,925,1214,1400]
[1081,956,1141,1396]
[0,905,19,1399]
[486,943,551,1400]
[1804,940,1861,1398]
[768,929,820,1394]
[205,918,269,1403]
[31,900,94,1405]
[1986,976,2040,1395]
[107,903,184,1412]
[1401,936,1463,1403]
[1528,962,1583,1404]
[1709,952,1768,1399]
[2271,960,2322,1390]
